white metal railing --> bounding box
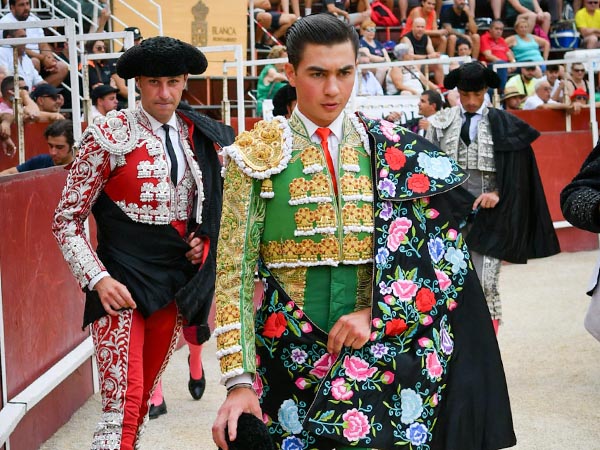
[113,0,162,37]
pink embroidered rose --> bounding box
[285,301,295,311]
[447,228,458,240]
[387,217,413,252]
[420,315,433,326]
[384,294,395,305]
[372,317,383,328]
[310,353,336,378]
[343,355,377,381]
[426,352,443,380]
[391,279,418,302]
[448,300,458,311]
[293,309,304,319]
[342,409,370,442]
[331,377,354,400]
[435,269,451,291]
[253,375,264,398]
[380,168,389,178]
[295,377,309,390]
[418,337,432,348]
[381,371,395,384]
[380,120,401,143]
[425,208,440,219]
[300,322,313,333]
[430,392,439,406]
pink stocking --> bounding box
[150,379,163,406]
[188,343,203,380]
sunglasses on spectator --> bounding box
[41,94,59,100]
[575,95,589,100]
[587,1,598,4]
[572,68,586,72]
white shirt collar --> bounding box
[293,107,344,142]
[460,103,485,117]
[141,107,178,134]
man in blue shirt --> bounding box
[0,119,74,175]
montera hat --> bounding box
[444,61,500,92]
[116,36,208,79]
[218,413,276,450]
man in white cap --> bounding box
[53,36,234,450]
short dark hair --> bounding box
[0,75,24,98]
[546,64,560,72]
[3,28,22,39]
[44,119,74,148]
[422,89,443,111]
[9,0,17,7]
[285,13,359,68]
[85,39,106,54]
[491,18,505,27]
[456,37,471,49]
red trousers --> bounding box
[90,301,181,450]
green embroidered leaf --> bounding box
[318,410,335,421]
[378,301,392,316]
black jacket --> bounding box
[465,108,561,263]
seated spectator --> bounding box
[256,45,288,117]
[504,64,540,99]
[387,89,444,133]
[0,28,44,90]
[403,0,449,54]
[359,20,391,85]
[564,62,591,99]
[79,39,115,92]
[505,17,549,75]
[355,47,385,96]
[400,17,445,84]
[272,82,297,118]
[87,84,119,122]
[0,119,74,175]
[56,0,110,33]
[440,0,480,58]
[449,38,473,70]
[324,0,371,25]
[501,85,527,109]
[479,19,517,93]
[30,83,65,122]
[571,87,593,105]
[0,0,69,86]
[504,0,551,36]
[0,75,40,122]
[251,0,297,48]
[522,79,581,111]
[541,64,563,100]
[575,0,600,49]
[385,43,439,94]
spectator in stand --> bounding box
[571,87,593,105]
[401,17,445,84]
[112,27,143,111]
[479,20,517,94]
[324,0,372,25]
[403,0,449,54]
[80,39,115,92]
[30,83,65,122]
[541,64,564,100]
[359,20,391,85]
[0,0,69,86]
[522,78,582,112]
[0,119,74,176]
[0,75,40,123]
[504,64,540,99]
[256,45,288,117]
[385,43,439,94]
[500,85,526,109]
[565,62,591,99]
[504,0,551,36]
[449,38,473,70]
[251,0,297,48]
[87,84,119,122]
[355,47,385,95]
[56,0,110,33]
[0,28,45,90]
[575,0,600,49]
[440,0,480,58]
[505,17,549,76]
[389,88,444,133]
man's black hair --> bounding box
[0,75,24,98]
[546,64,560,72]
[3,28,20,39]
[285,13,359,68]
[422,89,443,112]
[456,37,471,49]
[490,18,505,27]
[44,119,74,148]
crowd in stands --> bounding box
[249,0,600,121]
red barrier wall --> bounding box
[0,168,94,450]
[512,108,600,132]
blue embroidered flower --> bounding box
[440,327,454,355]
[379,280,392,295]
[378,178,396,198]
[370,342,389,358]
[282,436,304,450]
[278,399,304,434]
[444,247,467,274]
[417,153,453,179]
[291,348,308,365]
[407,422,429,445]
[400,389,424,424]
[376,247,390,266]
[427,237,445,263]
[380,200,394,221]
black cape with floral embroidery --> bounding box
[252,114,516,450]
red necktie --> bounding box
[315,127,337,195]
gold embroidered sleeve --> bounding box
[214,162,265,384]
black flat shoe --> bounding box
[188,370,206,400]
[188,355,206,400]
[148,400,167,419]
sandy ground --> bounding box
[39,250,600,450]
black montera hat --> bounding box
[444,61,500,92]
[116,36,207,79]
[219,413,276,450]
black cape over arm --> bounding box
[465,108,560,263]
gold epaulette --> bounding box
[224,117,292,180]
